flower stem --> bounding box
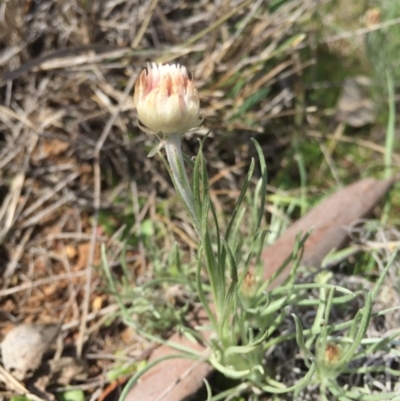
[165,134,226,324]
[164,134,201,235]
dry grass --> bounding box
[0,0,399,399]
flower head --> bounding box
[134,63,201,136]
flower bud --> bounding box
[134,63,201,136]
[324,342,342,366]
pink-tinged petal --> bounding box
[134,63,201,135]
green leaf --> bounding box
[140,219,154,236]
[225,158,255,242]
[385,72,396,180]
[10,397,33,401]
[57,389,85,401]
[335,291,372,372]
[292,314,314,360]
[204,378,213,401]
[251,139,268,233]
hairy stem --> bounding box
[164,133,201,234]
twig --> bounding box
[321,17,400,44]
[0,270,88,297]
[0,365,45,401]
[20,172,80,220]
[2,226,33,288]
[21,193,75,228]
[131,0,160,49]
